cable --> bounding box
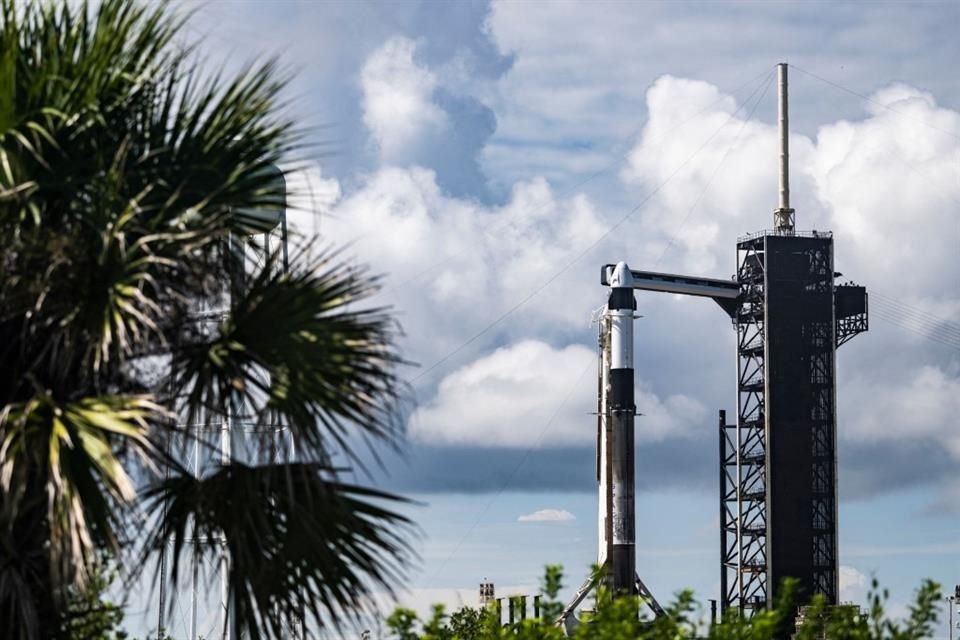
[384,65,776,294]
[871,293,960,341]
[418,71,777,576]
[869,293,960,349]
[870,311,960,352]
[871,292,960,341]
[410,69,776,384]
[872,305,960,348]
[789,64,960,141]
[870,303,960,351]
[653,68,775,266]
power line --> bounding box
[871,292,960,341]
[410,68,776,384]
[384,65,776,294]
[789,64,960,141]
[870,300,960,351]
[872,305,960,347]
[870,311,960,352]
[654,68,775,266]
[418,73,779,575]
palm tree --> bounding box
[0,2,412,638]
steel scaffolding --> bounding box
[720,232,867,616]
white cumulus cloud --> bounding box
[620,74,821,274]
[361,36,448,163]
[408,340,707,448]
[615,77,960,506]
[282,163,341,241]
[320,167,614,371]
[845,365,960,458]
[325,65,960,503]
[518,508,576,522]
[619,74,960,292]
[839,565,869,604]
[810,84,960,298]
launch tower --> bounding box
[563,64,868,630]
[719,64,868,614]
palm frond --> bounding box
[172,247,407,464]
[0,393,164,590]
[143,462,415,637]
[0,0,416,635]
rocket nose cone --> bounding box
[610,262,632,288]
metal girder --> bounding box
[720,237,769,617]
[600,265,741,318]
[557,563,666,632]
[600,265,739,299]
[835,285,868,347]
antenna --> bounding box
[774,62,795,232]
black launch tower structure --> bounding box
[719,230,867,615]
[718,63,868,615]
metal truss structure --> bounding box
[720,231,868,617]
[720,235,769,615]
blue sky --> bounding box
[137,1,960,637]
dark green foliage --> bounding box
[448,606,487,639]
[0,1,412,637]
[63,558,128,640]
[386,567,942,640]
[143,462,411,636]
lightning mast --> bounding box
[775,63,795,232]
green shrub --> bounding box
[386,567,941,640]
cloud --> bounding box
[144,2,960,533]
[322,69,960,507]
[612,74,960,507]
[408,340,707,448]
[359,36,498,197]
[334,43,960,502]
[320,167,615,373]
[839,361,960,507]
[810,84,960,299]
[361,36,448,163]
[839,565,869,604]
[282,163,341,241]
[409,341,593,447]
[114,4,960,634]
[839,437,954,501]
[518,508,575,522]
[376,432,721,494]
[619,73,822,274]
[845,366,960,455]
[617,72,960,289]
[481,1,959,191]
